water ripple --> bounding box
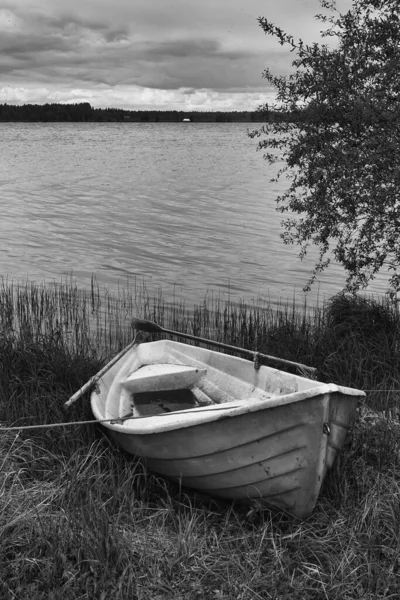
[0,122,390,306]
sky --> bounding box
[0,0,352,111]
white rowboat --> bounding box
[88,334,365,518]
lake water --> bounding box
[0,122,390,308]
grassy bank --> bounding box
[1,280,399,599]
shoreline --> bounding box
[1,278,399,598]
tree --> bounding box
[251,0,400,297]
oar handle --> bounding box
[132,318,316,374]
[65,335,138,408]
[66,375,102,409]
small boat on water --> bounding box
[86,321,365,518]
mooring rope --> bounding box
[1,387,399,433]
[0,404,243,433]
[0,417,123,432]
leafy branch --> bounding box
[251,0,400,297]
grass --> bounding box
[0,279,399,599]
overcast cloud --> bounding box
[0,0,352,110]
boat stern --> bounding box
[324,390,360,471]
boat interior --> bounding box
[107,341,319,421]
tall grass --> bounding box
[1,280,399,599]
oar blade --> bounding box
[132,318,164,333]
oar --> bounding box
[132,318,317,375]
[65,332,141,408]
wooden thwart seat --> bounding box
[122,363,207,393]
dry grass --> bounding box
[1,280,399,599]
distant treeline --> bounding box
[0,102,288,123]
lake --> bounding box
[0,122,390,308]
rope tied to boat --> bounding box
[0,405,245,433]
[0,417,129,432]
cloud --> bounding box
[0,82,275,111]
[141,38,253,61]
[0,0,353,109]
[0,4,275,93]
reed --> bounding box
[1,279,399,599]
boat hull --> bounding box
[90,340,364,518]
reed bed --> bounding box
[1,279,399,599]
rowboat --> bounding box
[86,322,365,518]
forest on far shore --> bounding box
[0,102,286,123]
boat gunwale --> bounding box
[91,382,365,435]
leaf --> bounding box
[252,0,400,296]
